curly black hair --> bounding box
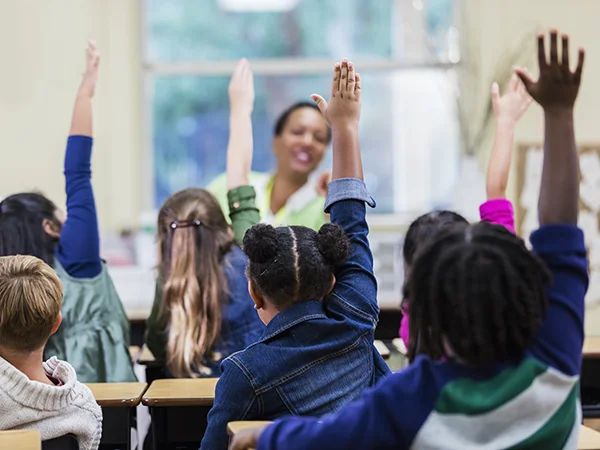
[406,221,552,367]
[243,223,350,306]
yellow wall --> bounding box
[0,0,141,231]
[464,0,600,333]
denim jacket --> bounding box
[200,178,391,450]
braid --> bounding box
[408,222,551,367]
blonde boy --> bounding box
[0,255,102,450]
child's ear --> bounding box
[42,218,61,239]
[248,280,264,310]
[50,312,62,335]
[328,275,336,294]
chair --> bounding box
[42,434,79,450]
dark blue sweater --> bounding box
[55,136,102,278]
[257,225,589,449]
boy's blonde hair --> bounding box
[0,255,63,352]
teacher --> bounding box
[208,100,331,230]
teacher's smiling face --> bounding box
[273,104,331,177]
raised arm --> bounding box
[479,73,530,233]
[486,73,532,200]
[312,60,378,321]
[517,31,588,374]
[516,31,583,226]
[226,59,260,245]
[55,41,102,278]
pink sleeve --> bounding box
[479,198,515,234]
[399,302,410,347]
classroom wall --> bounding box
[0,0,141,232]
[462,0,600,334]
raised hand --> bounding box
[491,72,532,124]
[515,30,584,112]
[228,58,255,115]
[78,40,100,99]
[311,58,361,127]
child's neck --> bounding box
[0,346,54,386]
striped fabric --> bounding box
[413,358,580,449]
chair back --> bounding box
[42,434,79,450]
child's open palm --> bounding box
[79,40,100,98]
[491,72,532,124]
[228,58,254,115]
[311,59,361,127]
[515,31,584,111]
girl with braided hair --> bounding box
[201,58,390,450]
[232,30,589,450]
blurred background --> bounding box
[1,0,600,328]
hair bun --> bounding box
[316,223,350,266]
[243,223,278,264]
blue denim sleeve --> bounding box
[325,178,379,323]
[200,358,259,450]
[55,136,102,278]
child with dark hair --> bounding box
[399,71,532,355]
[0,42,135,383]
[200,58,389,450]
[231,30,588,450]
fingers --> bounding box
[340,58,349,94]
[537,33,548,69]
[549,29,558,66]
[574,47,585,83]
[87,40,100,69]
[514,68,536,95]
[310,94,328,115]
[346,60,356,95]
[331,62,341,96]
[355,73,361,99]
[508,72,519,92]
[491,82,500,110]
[561,34,570,72]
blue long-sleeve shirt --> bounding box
[55,136,102,278]
[257,224,589,450]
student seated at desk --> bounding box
[230,31,590,450]
[201,58,390,450]
[0,255,102,450]
[146,59,265,378]
[0,41,135,383]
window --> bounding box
[144,0,460,215]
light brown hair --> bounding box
[0,255,63,352]
[158,188,233,378]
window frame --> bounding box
[139,0,460,226]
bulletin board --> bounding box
[515,143,600,307]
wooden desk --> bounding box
[374,340,390,359]
[0,430,40,450]
[143,378,219,450]
[579,425,600,449]
[227,421,272,436]
[87,382,148,450]
[87,382,147,408]
[142,378,218,407]
[584,337,600,359]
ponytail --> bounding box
[160,222,227,378]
